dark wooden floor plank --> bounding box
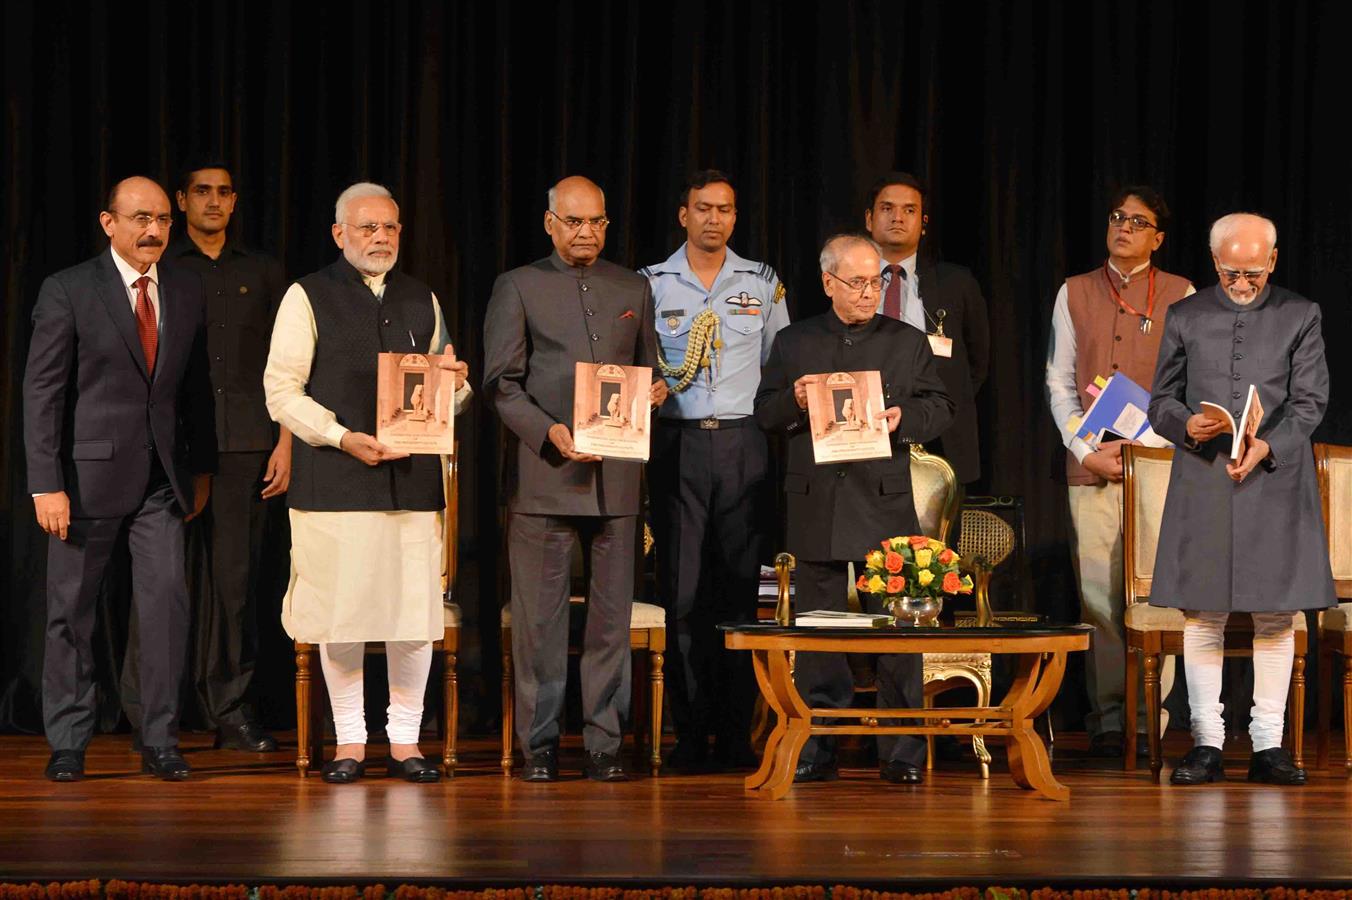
[1,734,1348,885]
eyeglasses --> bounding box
[826,271,883,296]
[1108,211,1158,231]
[108,210,173,229]
[548,210,609,232]
[1217,265,1270,285]
[342,221,402,237]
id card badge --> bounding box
[927,334,954,358]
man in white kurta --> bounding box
[264,182,470,784]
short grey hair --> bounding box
[1209,213,1277,255]
[546,184,606,211]
[819,233,881,273]
[335,182,396,224]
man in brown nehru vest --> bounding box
[1044,186,1193,758]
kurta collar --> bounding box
[1107,258,1152,285]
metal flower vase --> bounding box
[888,595,943,627]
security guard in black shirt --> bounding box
[123,161,289,752]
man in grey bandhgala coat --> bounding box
[1147,213,1334,788]
[483,176,667,783]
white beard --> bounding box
[345,244,397,276]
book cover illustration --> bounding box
[572,362,653,461]
[806,370,893,464]
[376,352,456,455]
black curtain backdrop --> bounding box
[3,0,1350,734]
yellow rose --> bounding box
[927,539,944,552]
[867,575,886,593]
[866,550,885,569]
[918,569,935,587]
[915,548,933,568]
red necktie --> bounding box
[882,264,906,321]
[133,275,158,373]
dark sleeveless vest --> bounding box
[287,257,444,512]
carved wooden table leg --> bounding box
[745,649,786,790]
[1003,650,1071,801]
[748,648,813,800]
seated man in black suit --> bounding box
[24,176,216,781]
[754,233,953,785]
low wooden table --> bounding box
[721,623,1092,801]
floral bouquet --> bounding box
[856,535,974,626]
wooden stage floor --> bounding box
[1,733,1349,888]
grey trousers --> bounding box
[45,477,188,750]
[509,512,635,757]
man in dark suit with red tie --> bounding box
[24,176,217,781]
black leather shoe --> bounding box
[520,748,559,782]
[215,722,278,753]
[1170,745,1225,785]
[880,760,924,784]
[141,746,191,781]
[45,749,85,782]
[664,738,709,774]
[582,751,630,782]
[1088,730,1125,758]
[387,756,441,783]
[711,739,761,772]
[1247,747,1307,786]
[793,760,839,783]
[321,757,366,784]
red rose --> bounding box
[886,575,905,593]
[909,535,930,549]
[856,574,869,591]
[938,548,956,565]
[942,571,962,594]
[881,540,891,551]
[884,552,904,574]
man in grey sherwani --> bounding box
[1148,212,1335,787]
[484,175,668,783]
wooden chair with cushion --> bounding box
[1314,443,1352,773]
[294,453,461,777]
[1122,445,1307,781]
[499,525,667,776]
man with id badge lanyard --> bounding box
[864,173,989,487]
[1045,185,1193,758]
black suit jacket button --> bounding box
[843,338,853,347]
[1233,391,1241,399]
[1233,373,1241,381]
[585,309,595,317]
[836,469,846,478]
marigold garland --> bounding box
[5,886,1352,900]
